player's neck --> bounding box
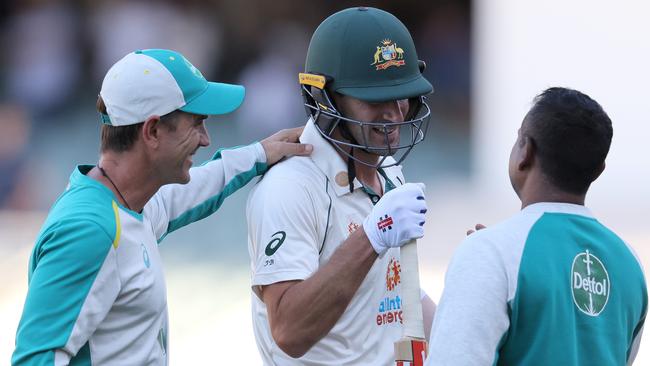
[92,151,161,212]
[518,170,586,209]
[350,150,383,195]
[333,145,383,195]
[355,165,383,195]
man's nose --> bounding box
[198,123,210,147]
[382,100,406,122]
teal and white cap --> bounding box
[99,49,245,126]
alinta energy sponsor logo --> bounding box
[386,257,401,291]
[572,249,610,316]
[377,257,403,326]
[348,221,360,234]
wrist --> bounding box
[256,141,269,163]
[352,227,379,260]
[362,217,384,255]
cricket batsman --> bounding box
[247,7,434,365]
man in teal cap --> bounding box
[12,49,312,365]
[247,8,434,365]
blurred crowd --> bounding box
[0,0,470,210]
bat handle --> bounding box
[400,239,425,339]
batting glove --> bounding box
[363,182,427,255]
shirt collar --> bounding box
[70,165,113,195]
[521,202,594,218]
[70,165,144,220]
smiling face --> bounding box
[155,111,210,184]
[332,93,410,156]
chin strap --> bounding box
[337,121,360,194]
[347,149,356,193]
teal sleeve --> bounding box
[12,219,118,366]
[149,143,268,242]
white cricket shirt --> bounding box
[247,119,411,365]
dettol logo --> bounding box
[571,249,610,316]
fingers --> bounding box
[283,126,305,142]
[413,225,425,239]
[260,127,311,165]
[389,182,426,200]
[410,182,426,201]
[394,182,427,226]
[466,223,487,236]
[279,141,313,157]
[264,141,313,166]
[268,127,304,143]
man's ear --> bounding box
[517,135,536,171]
[592,161,606,181]
[142,115,162,148]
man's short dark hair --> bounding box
[97,96,179,153]
[525,87,613,194]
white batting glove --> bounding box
[363,183,427,255]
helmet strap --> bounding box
[347,149,356,194]
[334,113,364,193]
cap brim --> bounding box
[180,82,245,116]
[336,75,433,103]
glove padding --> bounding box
[363,183,427,255]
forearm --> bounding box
[266,229,377,357]
[153,143,267,235]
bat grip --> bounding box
[400,239,425,339]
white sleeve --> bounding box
[247,176,322,298]
[145,142,267,241]
[426,233,510,366]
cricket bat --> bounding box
[394,239,427,366]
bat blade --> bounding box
[395,239,427,366]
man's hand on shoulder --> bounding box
[261,127,313,166]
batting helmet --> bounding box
[299,7,433,174]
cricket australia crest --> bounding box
[371,39,405,70]
[571,249,610,316]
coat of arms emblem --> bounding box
[371,39,406,70]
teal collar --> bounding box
[71,165,144,221]
[360,168,397,205]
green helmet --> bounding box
[299,6,433,171]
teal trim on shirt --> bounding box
[210,144,252,161]
[164,148,267,237]
[13,166,117,365]
[69,343,91,366]
[75,165,143,221]
[361,167,397,205]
